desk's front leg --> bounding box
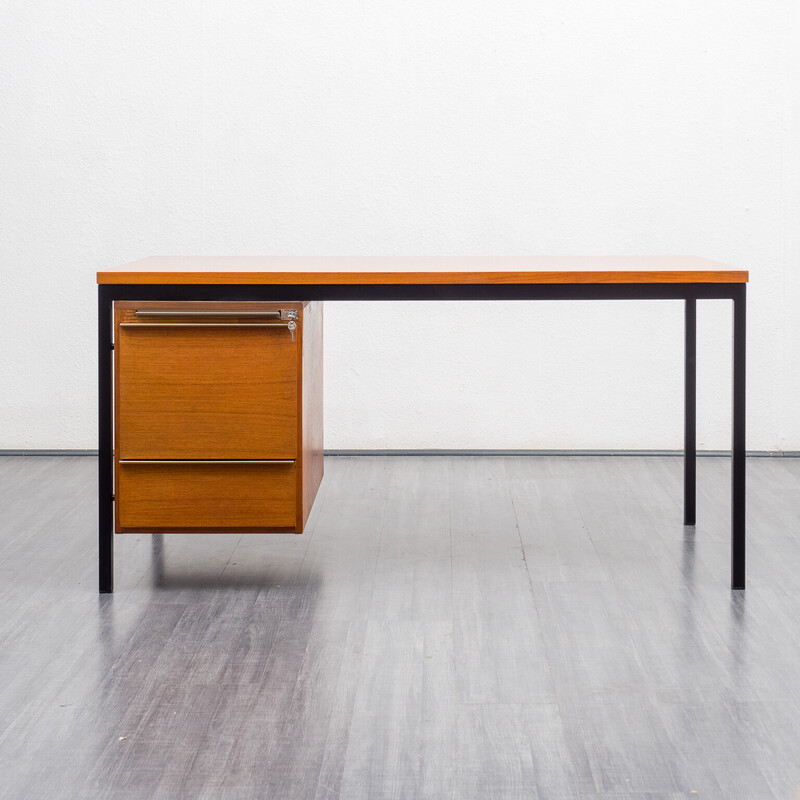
[98,285,114,593]
[684,298,696,526]
[731,285,746,590]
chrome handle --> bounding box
[134,310,282,318]
[119,459,295,465]
[120,322,293,328]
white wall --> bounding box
[1,1,798,451]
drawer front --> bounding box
[117,324,298,459]
[117,462,297,531]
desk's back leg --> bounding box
[731,285,746,590]
[98,285,114,593]
[684,298,697,526]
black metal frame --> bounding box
[98,281,746,592]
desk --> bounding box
[97,256,748,592]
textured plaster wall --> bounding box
[1,1,798,450]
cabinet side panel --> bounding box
[301,301,324,529]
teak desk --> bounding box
[97,256,748,592]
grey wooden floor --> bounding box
[1,455,800,799]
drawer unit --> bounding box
[113,301,323,534]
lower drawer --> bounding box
[116,461,297,532]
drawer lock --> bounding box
[280,309,299,341]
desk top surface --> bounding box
[98,256,747,285]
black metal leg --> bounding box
[98,285,114,593]
[731,285,746,590]
[684,298,696,526]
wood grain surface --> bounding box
[115,310,298,460]
[98,255,748,285]
[117,461,296,531]
[300,301,324,529]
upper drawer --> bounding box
[116,307,299,460]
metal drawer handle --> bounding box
[120,322,292,328]
[119,459,295,465]
[124,310,299,339]
[135,310,284,318]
